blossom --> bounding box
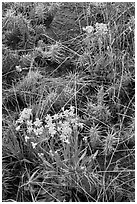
[48,123,57,137]
[78,122,84,129]
[91,2,106,8]
[64,106,75,118]
[61,107,65,112]
[34,126,44,136]
[63,109,70,117]
[70,118,77,124]
[95,23,108,35]
[16,126,20,131]
[80,166,85,170]
[70,105,75,113]
[34,118,43,127]
[58,121,72,143]
[58,112,63,118]
[49,128,56,137]
[16,65,22,72]
[60,134,70,144]
[53,114,59,120]
[19,108,32,121]
[83,26,94,34]
[38,153,44,157]
[61,121,72,135]
[31,142,37,149]
[15,106,85,147]
[25,135,30,142]
[45,114,56,136]
[27,126,33,134]
[27,120,33,126]
[83,136,88,142]
[45,114,52,123]
[26,120,33,134]
[16,118,23,124]
[64,139,70,144]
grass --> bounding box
[2,2,135,202]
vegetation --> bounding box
[2,2,135,202]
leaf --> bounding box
[54,151,68,170]
[78,148,87,164]
[92,150,98,160]
[72,147,86,167]
[80,150,98,167]
[21,158,34,164]
[43,160,54,169]
[28,169,40,183]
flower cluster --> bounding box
[44,106,83,144]
[91,2,106,8]
[37,41,65,64]
[83,23,108,36]
[16,65,22,72]
[16,108,32,125]
[15,106,84,148]
[16,108,44,143]
[45,114,56,137]
[95,23,108,35]
[83,26,94,34]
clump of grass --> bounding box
[87,123,102,150]
[2,115,41,201]
[83,86,111,127]
[12,106,102,202]
[3,9,30,49]
[2,46,20,86]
